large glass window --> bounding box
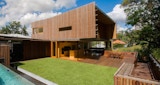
[89,41,105,48]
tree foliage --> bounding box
[0,21,28,36]
[122,0,160,49]
[117,29,140,47]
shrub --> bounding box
[113,44,124,49]
[115,45,141,52]
[152,48,160,61]
[137,41,150,62]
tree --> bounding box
[0,21,28,36]
[20,25,28,36]
[117,30,140,47]
[122,0,160,49]
[126,29,140,46]
[117,31,127,41]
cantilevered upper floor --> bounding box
[31,2,116,41]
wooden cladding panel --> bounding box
[32,3,96,41]
[106,24,114,39]
[23,41,50,60]
[97,22,115,39]
[0,45,10,66]
[114,75,160,85]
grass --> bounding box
[114,45,142,52]
[19,58,117,85]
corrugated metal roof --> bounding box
[0,34,31,39]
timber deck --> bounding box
[78,51,137,68]
[79,56,123,68]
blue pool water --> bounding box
[0,64,35,85]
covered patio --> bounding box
[0,34,51,66]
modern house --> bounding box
[31,2,116,59]
[0,2,116,66]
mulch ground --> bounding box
[131,62,153,80]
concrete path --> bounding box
[18,67,57,85]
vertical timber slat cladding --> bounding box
[32,2,96,41]
[45,19,50,40]
[47,18,51,40]
[68,10,72,39]
[107,24,115,39]
[97,23,115,39]
[0,45,10,66]
[90,3,96,38]
[23,41,50,60]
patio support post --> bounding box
[50,41,53,57]
[55,41,59,58]
[110,39,113,51]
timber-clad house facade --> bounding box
[31,2,116,59]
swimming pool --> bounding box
[0,64,35,85]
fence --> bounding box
[149,54,160,80]
[0,44,10,66]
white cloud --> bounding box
[19,12,61,34]
[107,4,128,32]
[19,12,61,25]
[0,0,77,35]
[55,0,77,9]
[117,25,128,32]
[107,4,127,25]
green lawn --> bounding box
[19,58,117,85]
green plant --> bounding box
[0,21,28,35]
[113,44,124,49]
[137,41,150,62]
[115,45,141,52]
[122,0,160,51]
[152,48,160,61]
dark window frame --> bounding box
[33,27,43,34]
[59,26,72,31]
[38,28,43,33]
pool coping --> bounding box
[17,67,57,85]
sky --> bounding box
[0,0,127,35]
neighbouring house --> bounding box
[31,2,116,59]
[113,39,126,45]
